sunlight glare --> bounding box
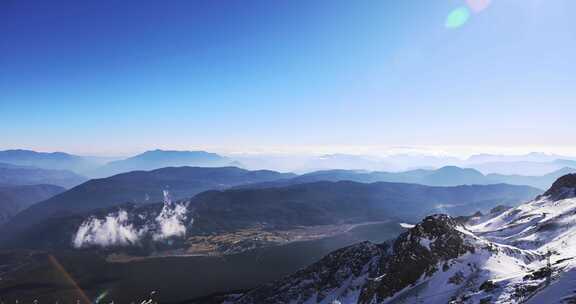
[445,7,471,29]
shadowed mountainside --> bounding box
[191,181,541,233]
[3,180,540,251]
[0,162,87,188]
[0,166,295,243]
[0,184,65,225]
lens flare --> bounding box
[466,0,492,12]
[445,7,470,29]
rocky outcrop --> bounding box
[358,215,475,303]
[235,241,387,304]
[233,215,476,304]
[543,173,576,200]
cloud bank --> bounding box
[72,190,191,248]
[73,210,144,248]
[153,190,190,241]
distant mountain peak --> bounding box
[436,165,480,172]
[543,173,576,200]
[133,149,223,159]
[0,149,79,159]
[93,150,240,177]
[142,149,215,154]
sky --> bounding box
[1,0,576,156]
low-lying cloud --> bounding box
[153,190,190,240]
[73,210,144,248]
[72,190,192,248]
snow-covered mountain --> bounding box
[230,174,576,304]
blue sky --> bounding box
[1,0,575,156]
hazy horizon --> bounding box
[4,145,576,160]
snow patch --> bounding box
[400,223,415,229]
[419,238,432,250]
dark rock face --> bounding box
[490,205,512,214]
[233,215,476,304]
[236,241,386,304]
[543,173,576,200]
[359,215,475,303]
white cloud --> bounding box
[153,202,189,241]
[72,190,192,248]
[73,210,145,248]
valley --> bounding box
[107,221,393,260]
[0,221,403,303]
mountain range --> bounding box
[0,149,102,174]
[239,166,576,191]
[228,174,576,304]
[3,179,540,253]
[3,149,576,178]
[190,181,539,233]
[0,166,294,241]
[235,152,576,175]
[0,149,240,178]
[1,150,570,192]
[0,160,565,251]
[90,149,239,177]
